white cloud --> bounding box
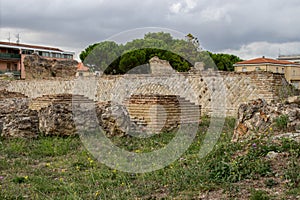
[199,7,231,22]
[169,2,182,14]
[185,0,197,10]
[222,41,300,60]
[169,0,197,14]
[1,0,300,60]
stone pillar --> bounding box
[20,54,26,79]
[149,56,175,75]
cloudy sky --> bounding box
[1,0,300,60]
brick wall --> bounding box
[3,71,292,117]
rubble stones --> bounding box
[0,98,39,138]
[233,97,300,142]
[23,54,78,79]
[39,103,76,137]
[96,102,131,137]
[0,93,131,138]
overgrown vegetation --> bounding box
[0,117,299,199]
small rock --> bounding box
[266,151,279,159]
[287,96,300,104]
[272,132,300,142]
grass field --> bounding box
[0,117,299,199]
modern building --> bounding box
[278,54,300,63]
[0,41,75,79]
[234,57,300,88]
[76,62,91,77]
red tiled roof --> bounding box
[0,41,63,52]
[77,63,89,71]
[236,57,297,65]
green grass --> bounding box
[274,114,289,131]
[250,190,271,200]
[0,117,299,199]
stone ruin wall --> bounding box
[23,55,78,80]
[0,71,289,117]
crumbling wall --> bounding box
[23,55,78,79]
[233,97,300,142]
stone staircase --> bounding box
[124,94,201,134]
[0,89,28,100]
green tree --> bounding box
[144,32,174,45]
[79,43,98,62]
[80,32,242,74]
[83,41,122,72]
[186,33,201,51]
[119,49,147,73]
[208,52,242,71]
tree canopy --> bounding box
[80,32,242,74]
[208,52,242,71]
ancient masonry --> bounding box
[1,71,288,116]
[0,57,296,135]
[0,57,289,138]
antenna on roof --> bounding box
[15,33,20,44]
[278,48,281,57]
[7,32,11,43]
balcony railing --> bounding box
[0,53,21,59]
[0,70,21,79]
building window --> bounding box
[22,50,34,55]
[242,67,247,72]
[7,63,11,71]
[51,53,62,58]
[13,64,18,71]
[293,70,296,76]
[62,54,73,59]
[291,82,299,89]
[276,67,279,73]
[282,68,284,73]
[42,52,50,57]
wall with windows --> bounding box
[235,64,267,72]
[235,64,286,74]
[35,51,73,60]
[20,49,73,60]
[285,66,300,83]
[235,64,300,88]
[0,47,21,79]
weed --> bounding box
[250,190,271,200]
[264,179,278,188]
[274,114,289,131]
[12,176,28,184]
[285,158,300,188]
